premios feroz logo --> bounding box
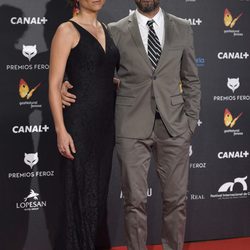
[189,145,207,169]
[213,78,250,102]
[16,189,47,211]
[8,152,55,179]
[224,8,243,36]
[22,45,38,61]
[227,78,240,93]
[18,78,42,108]
[210,176,250,200]
[6,44,49,71]
[224,108,243,136]
[24,152,39,169]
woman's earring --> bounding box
[73,0,80,16]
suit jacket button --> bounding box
[152,75,157,80]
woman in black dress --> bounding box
[48,0,119,249]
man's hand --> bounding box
[61,81,76,108]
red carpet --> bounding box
[111,237,250,250]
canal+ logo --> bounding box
[12,124,49,134]
[218,51,249,60]
[218,150,249,159]
[185,18,202,26]
[10,16,48,25]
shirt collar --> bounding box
[135,8,163,27]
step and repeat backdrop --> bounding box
[0,0,249,249]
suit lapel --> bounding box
[156,11,173,71]
[128,13,152,69]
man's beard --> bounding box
[135,0,160,13]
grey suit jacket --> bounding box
[108,10,201,139]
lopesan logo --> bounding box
[185,18,202,26]
[218,150,249,159]
[10,17,48,25]
[12,125,49,134]
[16,189,47,211]
[218,52,249,60]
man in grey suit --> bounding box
[61,1,201,249]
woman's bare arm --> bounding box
[49,22,77,159]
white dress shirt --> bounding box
[135,8,165,53]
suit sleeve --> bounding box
[107,23,120,72]
[180,24,201,133]
[107,23,119,45]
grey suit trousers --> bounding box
[116,119,191,250]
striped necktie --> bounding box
[147,20,162,70]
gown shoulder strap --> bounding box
[101,22,107,29]
[68,20,84,34]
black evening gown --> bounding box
[55,20,119,250]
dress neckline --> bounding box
[70,20,107,54]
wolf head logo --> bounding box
[227,78,240,93]
[24,153,39,169]
[22,45,37,61]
